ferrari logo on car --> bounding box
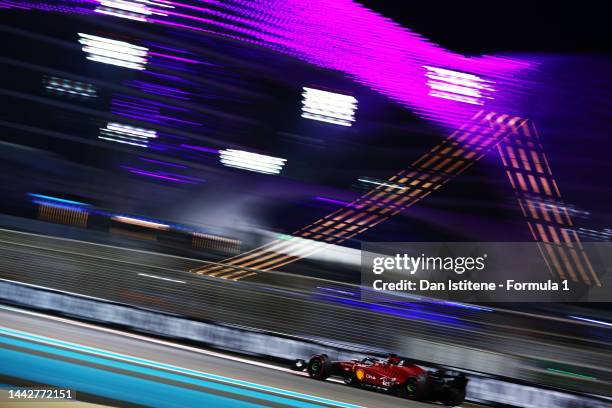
[355,368,365,381]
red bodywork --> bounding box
[299,354,468,406]
[334,358,426,389]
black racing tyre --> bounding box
[438,387,466,406]
[398,375,427,400]
[307,355,332,380]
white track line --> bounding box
[0,304,321,377]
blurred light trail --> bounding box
[111,215,170,230]
[95,0,151,21]
[111,94,202,127]
[219,149,286,175]
[139,157,187,168]
[94,0,174,21]
[546,368,597,380]
[134,0,533,129]
[8,0,598,287]
[194,112,522,279]
[575,227,612,242]
[181,144,219,154]
[432,301,494,312]
[357,178,404,190]
[126,80,190,100]
[496,121,601,286]
[138,272,185,283]
[301,87,357,126]
[568,316,612,328]
[121,166,200,184]
[43,76,97,98]
[28,194,90,207]
[0,1,31,10]
[317,294,460,326]
[314,196,363,209]
[78,33,149,70]
[424,65,494,105]
[99,122,157,147]
[1,0,533,128]
[316,286,358,297]
[149,51,202,64]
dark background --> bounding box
[0,1,610,248]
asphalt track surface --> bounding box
[0,228,609,398]
[0,307,483,408]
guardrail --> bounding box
[0,279,610,408]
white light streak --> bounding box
[112,216,169,230]
[424,65,494,105]
[94,0,172,21]
[43,76,97,98]
[79,33,149,70]
[99,0,151,15]
[137,273,186,284]
[99,122,157,148]
[95,8,148,21]
[301,87,357,127]
[219,149,286,175]
[358,178,404,190]
[569,316,612,328]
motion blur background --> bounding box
[0,1,610,407]
[1,1,611,249]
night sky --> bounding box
[0,1,610,248]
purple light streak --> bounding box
[138,157,187,168]
[180,144,219,154]
[144,41,194,55]
[8,0,535,132]
[127,168,191,183]
[126,80,191,100]
[145,0,535,130]
[150,51,203,64]
[121,165,203,184]
[314,196,363,209]
[143,70,190,84]
[111,94,203,127]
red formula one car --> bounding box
[293,354,467,406]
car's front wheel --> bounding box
[307,355,332,380]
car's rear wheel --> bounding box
[398,376,426,400]
[307,355,331,380]
[438,387,466,406]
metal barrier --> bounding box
[0,228,610,403]
[0,279,610,408]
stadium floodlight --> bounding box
[219,149,287,175]
[99,122,157,147]
[94,0,172,22]
[78,33,149,70]
[95,1,150,21]
[424,66,494,105]
[43,76,97,98]
[301,87,357,126]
